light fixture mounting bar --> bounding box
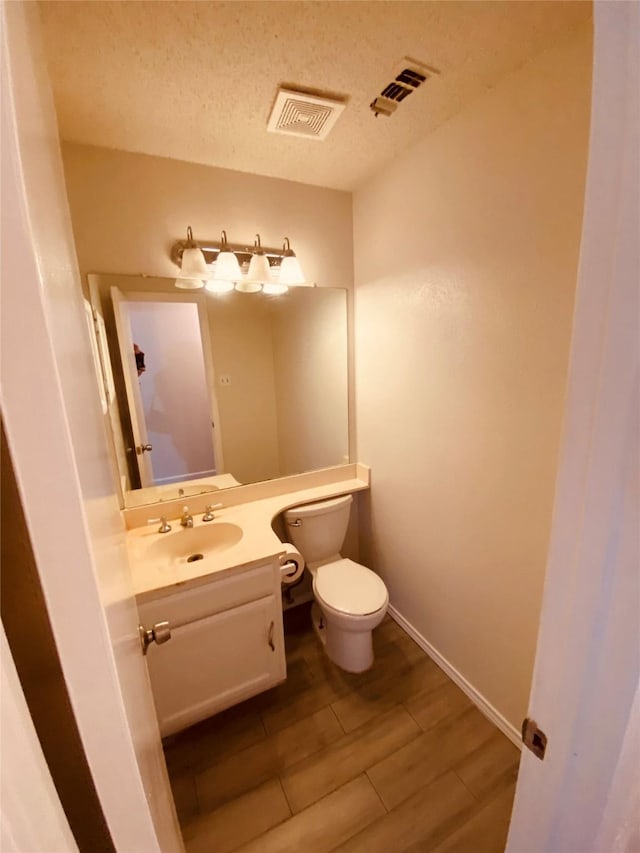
[171,238,286,269]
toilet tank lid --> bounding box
[284,493,353,520]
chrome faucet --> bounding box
[202,503,223,522]
[148,516,171,534]
[180,506,194,528]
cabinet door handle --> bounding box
[268,620,275,651]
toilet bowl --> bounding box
[284,495,388,673]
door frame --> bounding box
[1,3,183,849]
[506,3,639,850]
[111,285,156,486]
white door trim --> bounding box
[506,3,639,850]
[1,4,183,850]
[111,286,156,486]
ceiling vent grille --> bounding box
[370,57,440,118]
[267,88,346,141]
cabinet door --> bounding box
[146,595,285,736]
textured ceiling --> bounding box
[39,0,591,191]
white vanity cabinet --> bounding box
[137,557,286,737]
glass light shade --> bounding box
[235,279,262,293]
[214,250,242,282]
[180,246,209,278]
[205,279,234,294]
[175,277,204,290]
[279,254,306,285]
[262,282,289,295]
[246,253,272,284]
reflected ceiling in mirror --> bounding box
[87,274,349,508]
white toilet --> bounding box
[284,494,388,673]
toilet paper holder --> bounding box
[281,560,299,577]
[279,545,305,585]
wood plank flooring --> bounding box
[163,604,520,852]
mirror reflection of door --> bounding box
[111,287,155,487]
[112,287,219,487]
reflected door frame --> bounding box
[111,286,155,486]
[124,290,225,479]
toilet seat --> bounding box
[314,559,388,616]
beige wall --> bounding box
[353,25,592,728]
[206,295,280,484]
[61,143,353,289]
[271,288,349,476]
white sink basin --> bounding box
[145,522,243,568]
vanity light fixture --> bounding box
[177,226,208,285]
[205,279,234,294]
[237,234,269,293]
[170,230,314,293]
[262,281,289,296]
[278,237,307,286]
[235,280,263,293]
[213,230,242,284]
[175,277,205,290]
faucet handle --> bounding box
[202,503,223,522]
[147,516,171,534]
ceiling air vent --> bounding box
[267,88,346,141]
[370,57,440,118]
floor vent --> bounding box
[370,57,440,118]
[267,88,346,141]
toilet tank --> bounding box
[284,494,353,564]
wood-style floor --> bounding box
[164,604,520,853]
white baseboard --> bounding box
[388,604,522,749]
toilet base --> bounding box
[310,602,374,674]
[311,602,327,648]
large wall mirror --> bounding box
[87,274,349,507]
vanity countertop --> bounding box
[124,473,242,509]
[127,466,369,602]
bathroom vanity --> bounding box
[125,464,370,737]
[137,557,285,737]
